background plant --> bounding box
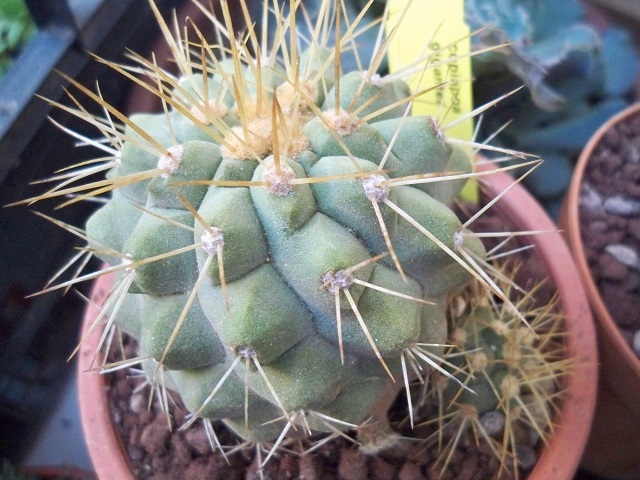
[0,0,35,79]
[466,0,640,217]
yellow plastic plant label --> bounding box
[386,0,477,200]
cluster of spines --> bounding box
[408,264,570,479]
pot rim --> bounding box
[560,101,640,378]
[77,282,135,480]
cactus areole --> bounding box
[22,0,553,456]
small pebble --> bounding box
[604,128,621,147]
[278,454,299,478]
[398,461,423,480]
[627,145,640,163]
[371,456,397,480]
[599,283,640,328]
[184,427,211,455]
[598,252,628,281]
[172,435,193,464]
[456,453,479,480]
[623,271,640,291]
[605,244,640,270]
[623,161,640,176]
[624,181,640,199]
[128,444,145,462]
[140,423,170,457]
[603,195,640,216]
[629,218,640,241]
[129,392,147,414]
[579,183,603,211]
[298,454,322,480]
[633,330,640,357]
[588,220,608,233]
[515,444,537,470]
[479,411,505,436]
[338,448,368,480]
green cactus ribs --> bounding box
[18,0,546,464]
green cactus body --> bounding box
[79,20,490,442]
[423,277,566,474]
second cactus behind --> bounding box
[20,0,565,472]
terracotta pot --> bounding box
[77,164,597,480]
[559,102,640,479]
[77,276,134,480]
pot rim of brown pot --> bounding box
[559,102,640,478]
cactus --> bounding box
[412,264,567,477]
[15,0,569,477]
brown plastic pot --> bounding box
[559,102,640,479]
[77,164,597,480]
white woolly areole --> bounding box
[122,255,136,278]
[200,227,224,255]
[453,230,464,249]
[360,71,384,87]
[469,352,488,373]
[158,145,185,178]
[321,269,353,294]
[262,159,296,196]
[236,346,256,358]
[362,174,390,203]
[325,108,360,136]
[190,101,228,125]
[501,374,521,399]
[428,116,446,144]
[491,319,510,337]
[251,55,272,67]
